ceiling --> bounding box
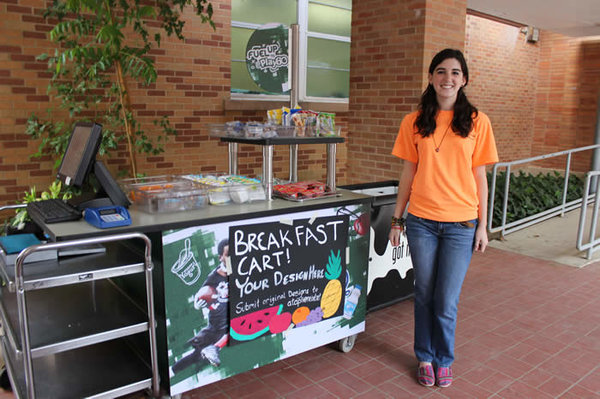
[467,0,600,38]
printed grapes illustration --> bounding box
[295,307,324,327]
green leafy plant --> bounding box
[11,181,72,230]
[489,170,584,227]
[26,0,214,177]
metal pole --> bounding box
[289,24,299,183]
[290,24,299,109]
[228,142,238,175]
[488,164,499,232]
[262,145,274,201]
[588,176,600,259]
[501,165,511,237]
[562,152,572,217]
[326,143,337,192]
[289,144,298,182]
[590,90,600,192]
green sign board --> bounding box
[245,24,289,94]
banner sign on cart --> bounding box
[228,215,349,345]
[162,205,368,396]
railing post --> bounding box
[577,173,591,252]
[487,164,498,233]
[587,176,600,259]
[590,89,600,193]
[562,152,572,217]
[501,164,511,238]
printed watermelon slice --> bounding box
[230,304,283,341]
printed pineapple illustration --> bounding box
[320,250,343,318]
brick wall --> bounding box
[3,0,600,209]
[465,15,540,163]
[0,0,348,208]
[532,32,600,172]
[346,0,466,185]
[0,0,235,205]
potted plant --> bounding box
[26,0,215,177]
[4,181,72,239]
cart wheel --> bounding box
[337,334,357,353]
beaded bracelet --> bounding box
[391,216,405,227]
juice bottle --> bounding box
[343,284,361,319]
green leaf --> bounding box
[325,250,342,280]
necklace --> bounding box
[432,123,452,152]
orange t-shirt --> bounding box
[391,110,498,222]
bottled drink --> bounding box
[343,284,361,319]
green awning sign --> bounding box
[246,24,290,94]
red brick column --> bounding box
[347,0,467,184]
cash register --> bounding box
[27,122,130,226]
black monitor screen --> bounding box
[57,122,102,187]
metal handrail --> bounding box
[577,171,600,259]
[487,144,600,237]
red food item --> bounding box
[274,181,328,199]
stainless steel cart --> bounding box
[0,222,159,398]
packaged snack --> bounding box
[267,108,283,125]
[281,107,291,126]
[317,112,336,136]
[181,174,266,204]
[292,110,318,137]
[262,124,278,138]
[225,121,245,137]
[244,122,264,138]
[273,180,328,200]
[283,106,301,126]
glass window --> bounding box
[307,69,349,98]
[231,0,351,102]
[231,0,297,26]
[307,37,350,70]
[308,3,351,37]
[306,38,350,98]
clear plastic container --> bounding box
[208,122,245,137]
[131,181,208,213]
[181,174,265,204]
[229,183,266,203]
[119,175,184,202]
[208,122,299,138]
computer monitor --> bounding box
[58,122,130,209]
[57,122,102,187]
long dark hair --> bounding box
[414,48,478,138]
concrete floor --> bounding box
[488,205,600,268]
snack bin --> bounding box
[208,123,296,138]
[131,183,208,213]
[129,180,208,213]
[180,174,266,205]
[340,181,414,311]
[119,175,184,202]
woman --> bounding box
[388,48,498,388]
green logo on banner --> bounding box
[246,24,289,94]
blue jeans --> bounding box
[405,213,477,367]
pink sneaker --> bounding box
[436,366,453,388]
[417,364,435,387]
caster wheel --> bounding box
[337,334,357,353]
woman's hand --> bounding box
[389,226,404,247]
[473,224,488,252]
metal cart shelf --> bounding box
[0,231,159,399]
[220,135,345,200]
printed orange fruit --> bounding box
[292,306,310,325]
